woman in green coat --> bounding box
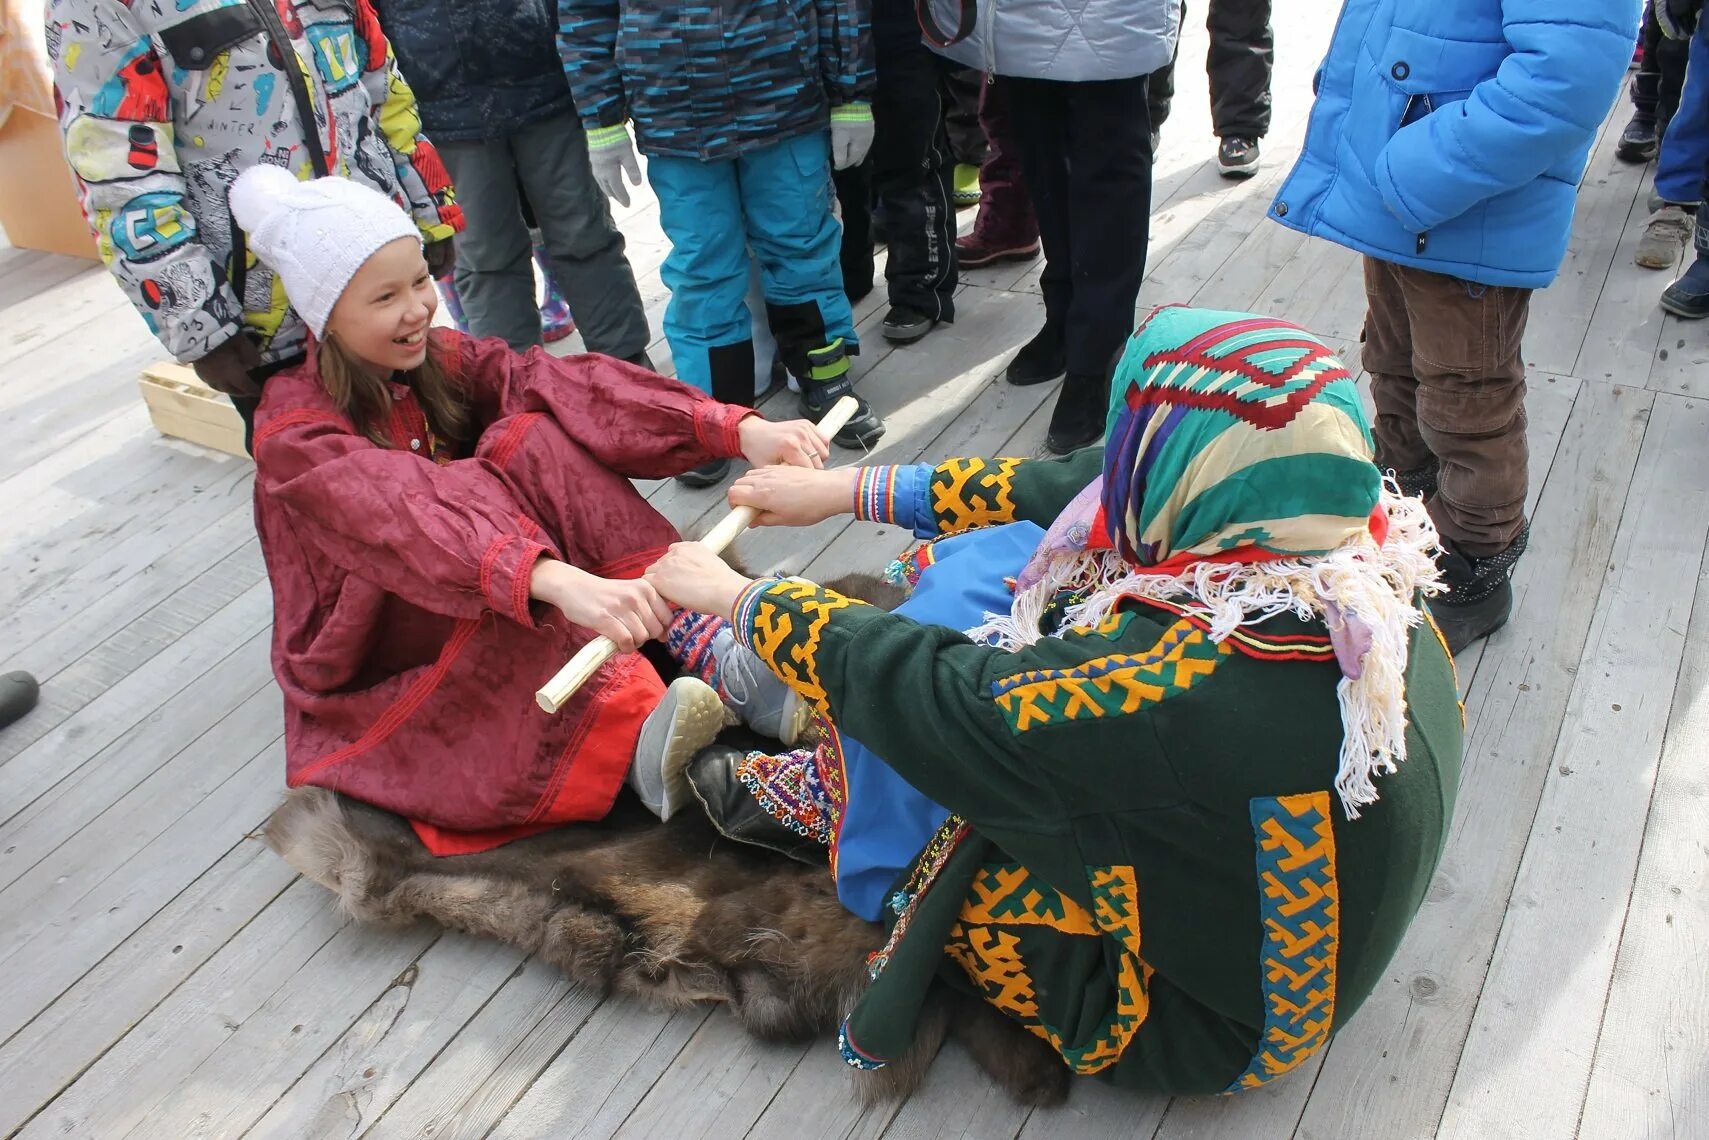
[647,305,1464,1094]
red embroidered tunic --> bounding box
[251,330,754,851]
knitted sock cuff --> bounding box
[664,608,729,697]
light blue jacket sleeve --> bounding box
[852,464,935,538]
[1373,0,1637,233]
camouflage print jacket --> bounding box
[47,0,463,366]
[557,0,874,161]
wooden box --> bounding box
[0,108,99,262]
[139,362,249,458]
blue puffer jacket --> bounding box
[558,0,875,162]
[373,0,576,143]
[1272,0,1637,288]
[919,0,1178,81]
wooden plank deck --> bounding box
[3,9,1707,1137]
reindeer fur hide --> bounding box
[261,571,1070,1106]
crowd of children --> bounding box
[1627,0,1709,317]
[26,0,1658,1103]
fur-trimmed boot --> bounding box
[1430,524,1528,654]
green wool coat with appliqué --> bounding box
[730,447,1465,1094]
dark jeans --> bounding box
[438,110,650,355]
[1632,1,1690,135]
[1001,73,1154,378]
[1362,258,1532,557]
[835,34,959,321]
[230,350,308,455]
[1147,0,1272,139]
[942,67,988,167]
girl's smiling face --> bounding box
[324,237,437,372]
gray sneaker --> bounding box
[629,677,730,820]
[1636,205,1695,270]
[713,628,808,746]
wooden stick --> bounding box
[535,396,859,714]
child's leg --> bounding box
[510,111,652,361]
[746,260,785,396]
[1396,269,1531,560]
[968,77,1040,253]
[832,159,876,303]
[740,132,884,447]
[648,155,758,406]
[1360,256,1436,499]
[665,609,807,745]
[1655,20,1709,208]
[530,228,577,342]
[434,139,542,349]
[871,34,958,327]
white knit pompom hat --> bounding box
[228,166,421,337]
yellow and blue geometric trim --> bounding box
[734,577,870,713]
[1225,790,1340,1092]
[990,619,1231,734]
[930,457,1025,535]
[946,863,1151,1076]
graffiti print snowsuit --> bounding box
[47,0,462,366]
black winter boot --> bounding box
[685,743,827,864]
[1006,323,1068,387]
[1044,372,1109,455]
[0,671,40,730]
[796,339,885,450]
[1429,525,1528,654]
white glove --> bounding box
[828,103,875,170]
[586,124,642,207]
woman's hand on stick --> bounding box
[736,416,830,469]
[727,465,860,528]
[644,543,756,619]
[530,559,671,653]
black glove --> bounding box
[1659,0,1702,40]
[191,333,263,397]
[425,236,456,278]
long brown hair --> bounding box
[316,331,471,449]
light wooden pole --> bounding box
[534,396,859,714]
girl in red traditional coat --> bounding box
[229,166,825,854]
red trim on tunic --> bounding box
[531,653,664,825]
[511,548,538,625]
[478,534,509,610]
[253,409,348,449]
[289,616,483,785]
[488,412,544,470]
[692,402,755,458]
[592,544,670,580]
[408,817,558,856]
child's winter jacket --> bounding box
[47,0,461,364]
[1272,0,1635,287]
[373,0,578,142]
[557,0,875,161]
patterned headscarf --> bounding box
[984,306,1443,820]
[1101,305,1382,569]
